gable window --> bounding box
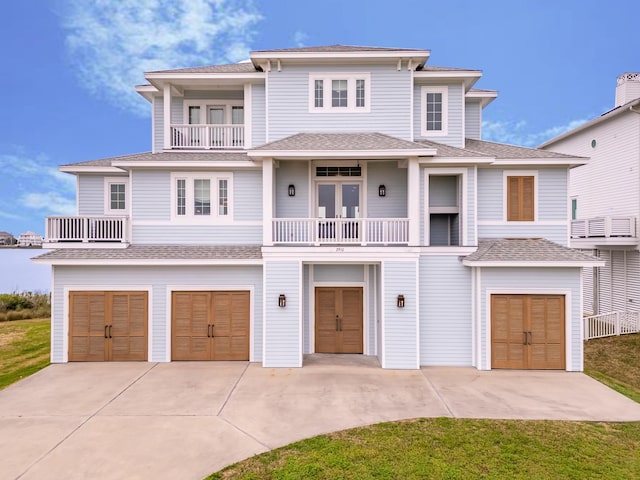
[104,177,129,215]
[506,174,535,221]
[420,86,448,136]
[172,173,232,221]
[309,73,371,113]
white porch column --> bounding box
[244,83,252,149]
[262,158,274,246]
[163,83,172,150]
[407,156,420,246]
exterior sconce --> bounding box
[397,294,405,308]
[278,294,286,307]
[288,184,296,197]
[378,184,386,197]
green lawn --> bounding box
[209,333,640,480]
[0,318,50,390]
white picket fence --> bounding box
[583,311,640,340]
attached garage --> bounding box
[172,291,250,361]
[69,291,148,361]
[491,294,565,369]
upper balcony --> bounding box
[44,216,129,249]
[170,124,245,150]
[570,216,638,248]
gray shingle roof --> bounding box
[464,238,599,263]
[253,133,429,151]
[415,140,491,158]
[252,44,427,53]
[62,151,249,167]
[34,245,262,261]
[464,139,583,159]
[147,62,259,74]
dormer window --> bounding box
[420,86,448,136]
[309,74,371,113]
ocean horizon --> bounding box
[0,248,50,293]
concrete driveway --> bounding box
[2,356,640,480]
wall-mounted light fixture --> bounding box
[278,294,287,308]
[397,294,405,308]
[378,184,386,197]
[288,184,296,197]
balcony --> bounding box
[272,218,409,245]
[570,216,637,248]
[45,216,129,248]
[170,124,244,150]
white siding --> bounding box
[420,256,472,366]
[132,225,262,244]
[464,100,482,140]
[313,264,364,283]
[153,96,163,153]
[77,175,105,216]
[267,64,412,141]
[51,265,263,363]
[252,84,266,146]
[367,162,407,218]
[275,161,309,218]
[368,264,376,355]
[548,113,640,220]
[132,171,171,221]
[264,261,302,367]
[303,264,310,354]
[413,81,464,147]
[478,267,582,371]
[593,249,640,315]
[382,260,418,368]
[234,170,263,222]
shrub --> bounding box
[0,292,50,321]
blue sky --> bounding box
[0,0,638,236]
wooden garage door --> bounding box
[69,291,148,361]
[491,294,565,369]
[172,291,250,361]
[315,287,363,354]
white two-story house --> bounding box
[35,45,600,371]
[541,73,640,317]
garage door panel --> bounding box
[492,294,565,370]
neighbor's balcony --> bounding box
[272,218,409,245]
[170,124,244,149]
[44,216,129,248]
[570,216,637,247]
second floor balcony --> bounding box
[170,124,245,150]
[570,215,638,247]
[272,218,409,245]
[44,216,129,248]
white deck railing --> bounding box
[272,218,409,245]
[584,311,640,340]
[571,216,636,239]
[170,124,244,149]
[46,216,128,243]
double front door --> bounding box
[317,183,360,241]
[315,287,363,353]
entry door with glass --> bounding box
[317,183,361,242]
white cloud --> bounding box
[293,30,308,48]
[61,0,263,116]
[482,118,590,147]
[21,192,76,216]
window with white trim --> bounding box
[503,170,538,222]
[420,86,448,136]
[104,177,129,215]
[309,74,371,112]
[171,173,232,221]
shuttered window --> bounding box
[507,176,535,221]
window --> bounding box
[316,166,362,177]
[420,86,448,136]
[507,175,535,221]
[425,171,466,247]
[172,173,232,221]
[571,198,577,220]
[309,74,370,112]
[104,178,129,215]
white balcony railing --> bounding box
[170,124,244,149]
[571,216,636,239]
[272,218,409,245]
[584,311,640,340]
[46,216,128,244]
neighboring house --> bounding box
[34,45,601,371]
[0,231,16,245]
[17,231,43,247]
[540,73,640,316]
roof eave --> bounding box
[462,260,606,267]
[539,98,640,148]
[247,149,436,159]
[414,70,482,91]
[32,258,264,266]
[111,160,259,169]
[250,49,430,63]
[59,166,125,174]
[489,158,588,167]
